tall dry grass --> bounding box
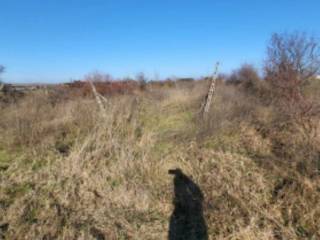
[0,82,320,239]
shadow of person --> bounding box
[168,168,208,240]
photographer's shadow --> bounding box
[168,169,208,240]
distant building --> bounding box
[316,75,320,80]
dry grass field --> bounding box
[0,74,320,239]
[1,0,319,237]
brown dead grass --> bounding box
[0,82,320,239]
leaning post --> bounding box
[202,62,220,119]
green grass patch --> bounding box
[0,149,12,171]
[5,182,34,199]
[203,132,246,154]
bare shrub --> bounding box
[227,64,270,102]
[264,32,320,175]
[228,64,260,86]
[265,32,320,118]
[136,72,147,90]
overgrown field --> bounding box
[0,78,320,239]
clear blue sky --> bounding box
[0,0,319,83]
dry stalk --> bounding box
[89,80,108,119]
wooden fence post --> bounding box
[202,62,220,119]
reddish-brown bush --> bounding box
[63,79,140,97]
